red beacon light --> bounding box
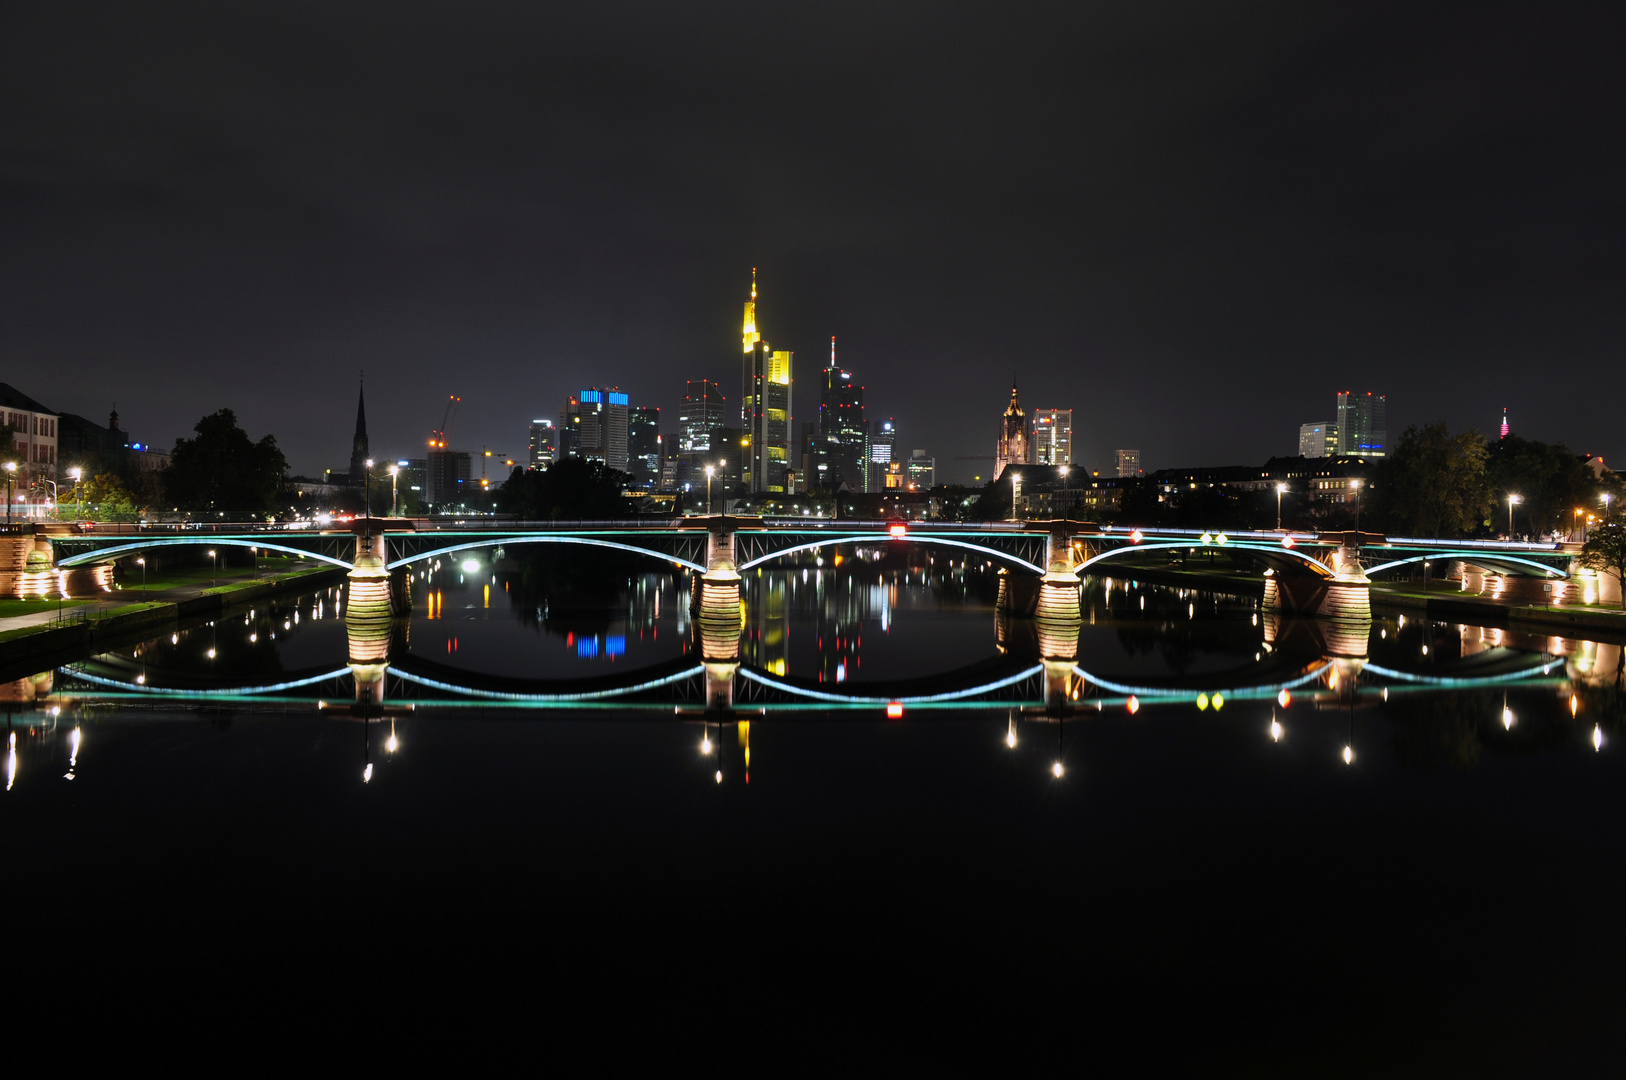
[886,702,904,719]
[888,523,908,538]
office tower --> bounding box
[867,418,896,492]
[816,337,868,491]
[906,449,935,490]
[628,406,660,486]
[426,449,471,505]
[1298,421,1338,459]
[528,419,557,469]
[680,379,727,451]
[995,384,1031,479]
[740,269,793,493]
[1335,391,1387,457]
[1499,408,1509,439]
[1033,408,1072,466]
[1115,449,1141,477]
[565,387,631,472]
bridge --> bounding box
[36,517,1580,618]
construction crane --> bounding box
[429,394,461,450]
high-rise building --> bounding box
[1033,408,1072,466]
[867,418,896,492]
[1335,391,1387,457]
[348,380,370,484]
[628,406,659,487]
[680,379,727,451]
[564,387,631,472]
[1115,449,1141,477]
[906,449,935,490]
[1298,421,1338,459]
[1499,407,1510,440]
[740,269,793,493]
[426,449,471,506]
[528,419,557,469]
[815,336,868,491]
[995,385,1031,479]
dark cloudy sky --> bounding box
[3,1,1621,482]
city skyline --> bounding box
[3,4,1621,480]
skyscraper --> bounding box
[628,405,659,487]
[1335,391,1387,457]
[1298,421,1338,458]
[740,269,793,493]
[1115,449,1141,477]
[1033,408,1072,466]
[565,387,631,472]
[906,449,935,490]
[816,336,867,491]
[995,384,1031,479]
[867,418,896,492]
[1499,407,1510,439]
[528,419,557,469]
[348,379,369,484]
[679,379,727,451]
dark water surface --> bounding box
[6,553,1624,1070]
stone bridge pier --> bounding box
[998,525,1086,614]
[350,530,411,617]
[1262,537,1372,623]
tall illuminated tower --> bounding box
[740,268,793,493]
[995,383,1031,479]
[1335,391,1387,457]
[1032,408,1072,466]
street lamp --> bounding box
[136,556,146,594]
[3,462,14,527]
[1276,482,1287,531]
[1507,494,1521,539]
[1349,478,1363,547]
[1605,493,1614,522]
[705,465,715,516]
[388,464,399,518]
[68,467,82,525]
[208,549,217,586]
[364,458,374,525]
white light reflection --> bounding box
[69,726,81,768]
[1342,745,1355,765]
[1051,760,1064,778]
[1593,725,1603,752]
[1270,717,1282,743]
[715,769,723,784]
[6,731,15,791]
[701,734,713,755]
[363,762,374,783]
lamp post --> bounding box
[1349,478,1363,549]
[1276,482,1287,531]
[1507,494,1520,539]
[3,462,14,527]
[388,464,399,518]
[1605,493,1614,523]
[1059,465,1070,521]
[69,467,82,525]
[208,549,217,587]
[705,465,715,516]
[136,556,146,594]
[364,458,374,526]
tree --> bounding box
[1379,423,1490,537]
[1578,521,1626,611]
[77,473,142,521]
[494,459,631,520]
[164,410,287,514]
[1485,435,1599,538]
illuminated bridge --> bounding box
[45,518,1578,617]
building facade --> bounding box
[867,418,896,493]
[628,406,659,487]
[679,379,727,451]
[1298,421,1338,458]
[562,388,631,472]
[1032,408,1072,466]
[528,420,557,469]
[1336,391,1387,457]
[994,385,1031,480]
[906,449,935,490]
[1115,448,1141,477]
[814,337,868,491]
[740,270,793,493]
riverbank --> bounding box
[0,565,347,677]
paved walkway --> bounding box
[0,576,280,636]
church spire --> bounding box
[349,375,371,484]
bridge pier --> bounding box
[351,532,411,616]
[1036,580,1082,707]
[1263,543,1371,624]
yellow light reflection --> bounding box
[1051,761,1064,778]
[1342,745,1354,765]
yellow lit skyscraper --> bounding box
[741,269,793,492]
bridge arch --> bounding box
[386,535,706,574]
[1074,541,1336,579]
[56,537,355,570]
[736,663,1045,704]
[736,534,1045,575]
[1362,553,1567,579]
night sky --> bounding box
[3,1,1621,482]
